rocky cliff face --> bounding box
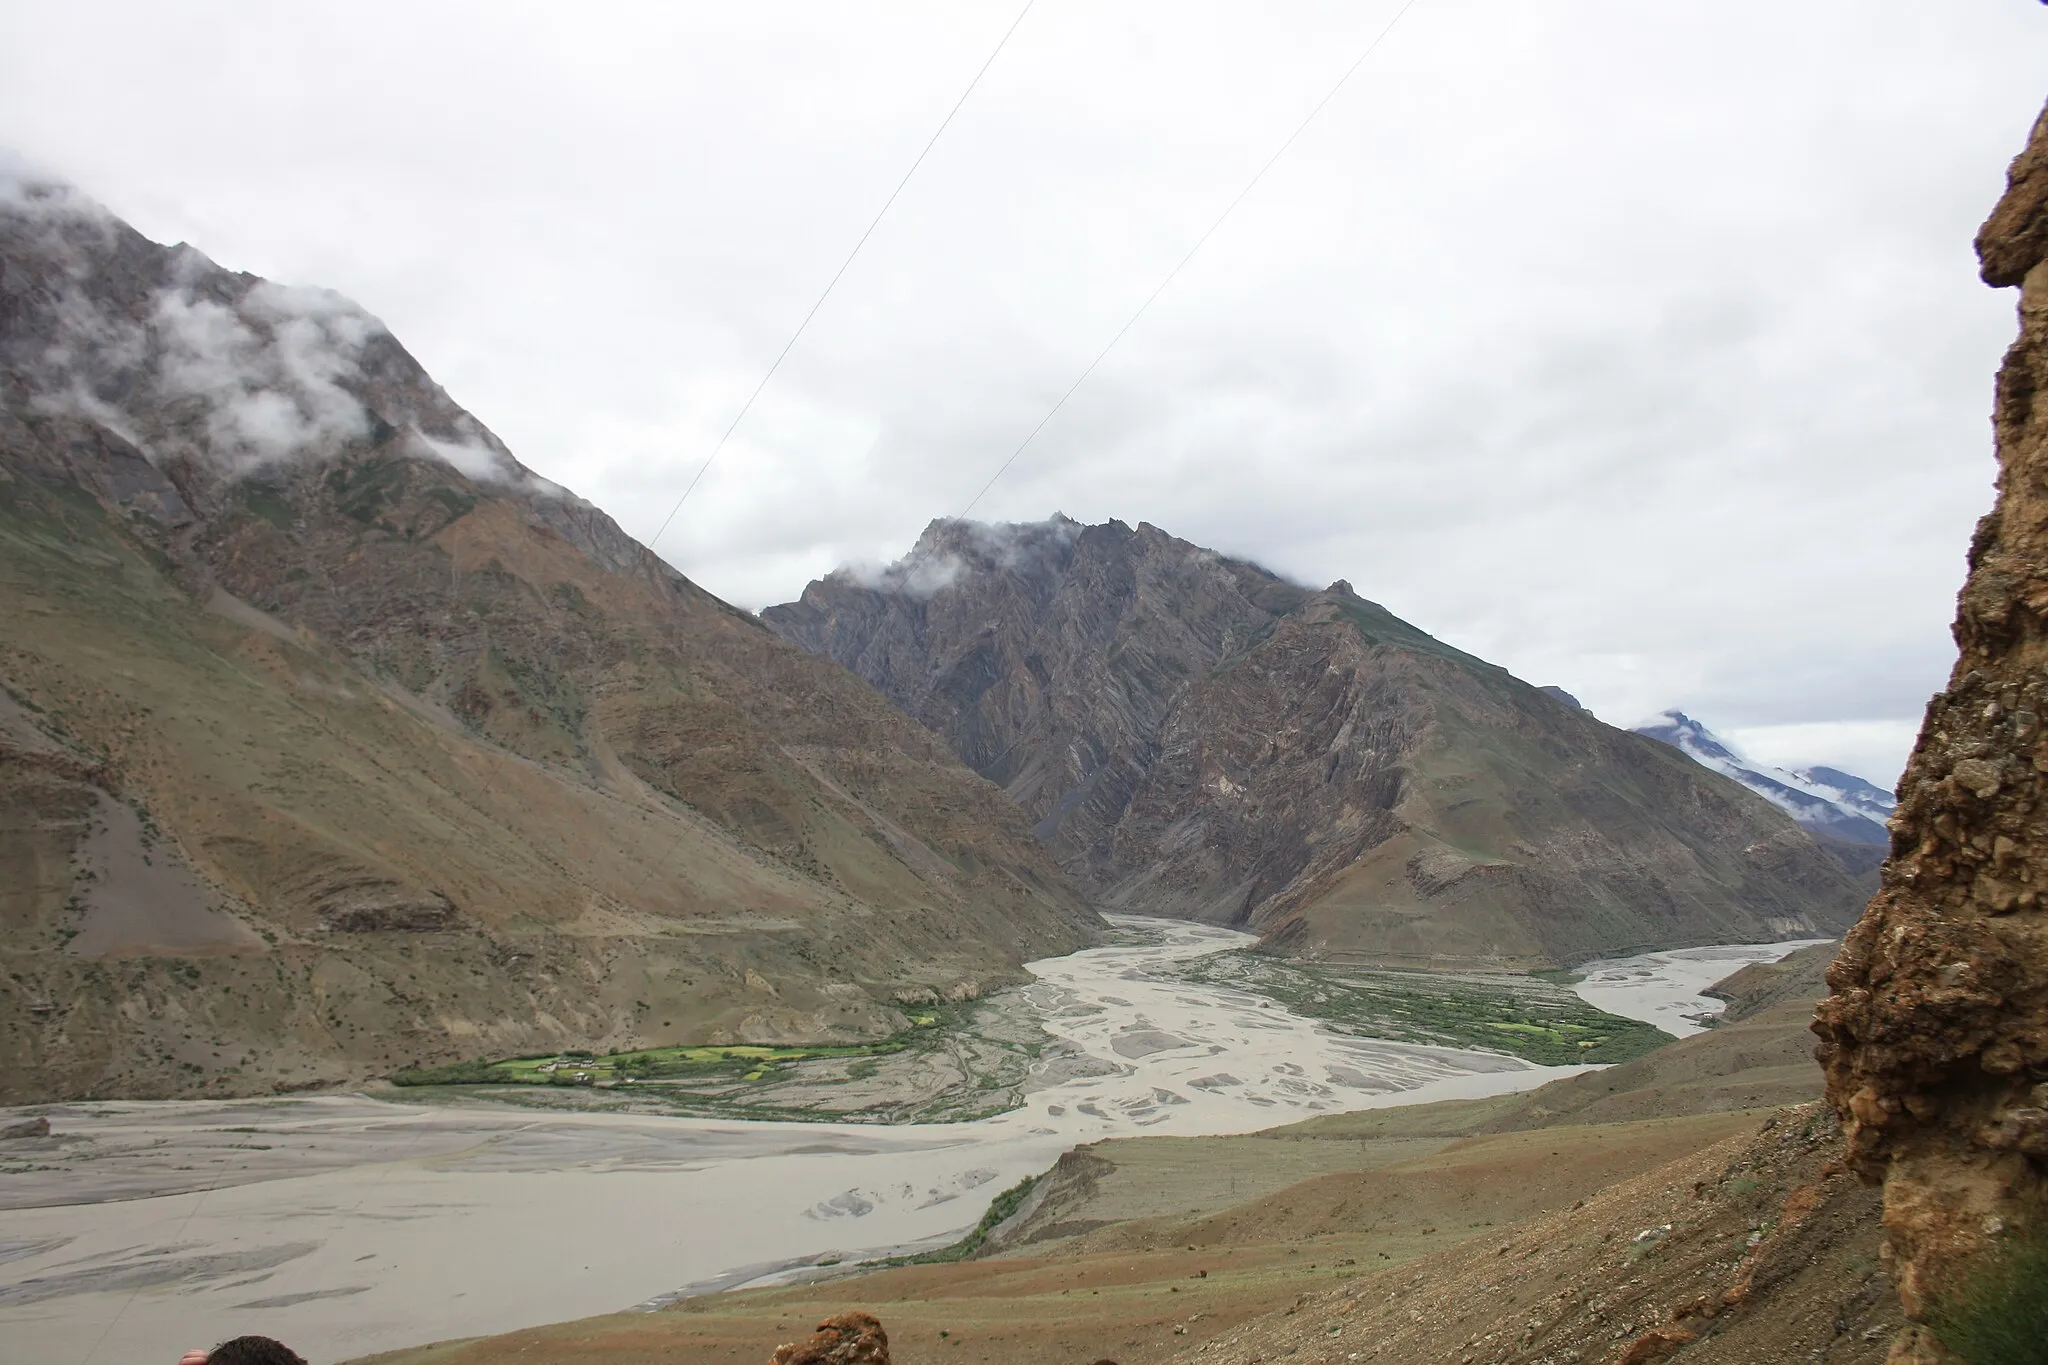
[766,517,1870,967]
[1814,100,2048,1353]
[0,177,1100,1102]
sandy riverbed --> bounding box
[0,919,1592,1363]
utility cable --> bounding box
[958,0,1425,518]
[646,0,1037,552]
[618,2,1035,911]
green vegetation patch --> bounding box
[236,481,297,532]
[391,1040,900,1089]
[1329,595,1496,672]
[326,457,406,525]
[1928,1232,2048,1365]
[865,1174,1040,1268]
[385,996,1045,1125]
[1176,951,1671,1066]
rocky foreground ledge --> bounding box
[1814,95,2048,1361]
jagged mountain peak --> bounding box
[856,513,1091,595]
[0,173,718,597]
[768,519,1870,967]
[0,169,590,514]
[841,513,1286,596]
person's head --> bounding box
[199,1338,308,1365]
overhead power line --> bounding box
[958,0,1426,519]
[646,0,1038,552]
[621,3,1035,914]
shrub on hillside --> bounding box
[1927,1232,2048,1365]
[389,1059,499,1086]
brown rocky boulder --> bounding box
[771,1311,890,1365]
[1814,96,2048,1345]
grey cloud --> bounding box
[960,514,1082,569]
[7,170,569,499]
[414,432,535,488]
[150,282,377,470]
[833,514,1081,597]
[839,553,964,598]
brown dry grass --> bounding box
[1172,1106,1897,1365]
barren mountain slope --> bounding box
[767,517,1868,967]
[0,178,1099,1103]
[1141,1106,1893,1365]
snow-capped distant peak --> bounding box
[1635,710,1743,768]
[1793,765,1898,825]
[1632,711,1894,845]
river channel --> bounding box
[1568,938,1830,1036]
[0,918,1781,1363]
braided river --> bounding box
[0,918,1811,1363]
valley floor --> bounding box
[341,942,1883,1365]
[0,919,1589,1364]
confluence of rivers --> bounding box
[0,917,1813,1364]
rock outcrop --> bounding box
[0,175,1100,1102]
[1814,98,2048,1352]
[767,517,1871,967]
[771,1312,891,1365]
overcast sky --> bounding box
[3,1,2042,785]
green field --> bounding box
[381,998,1055,1124]
[390,1038,914,1090]
[1175,951,1671,1066]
